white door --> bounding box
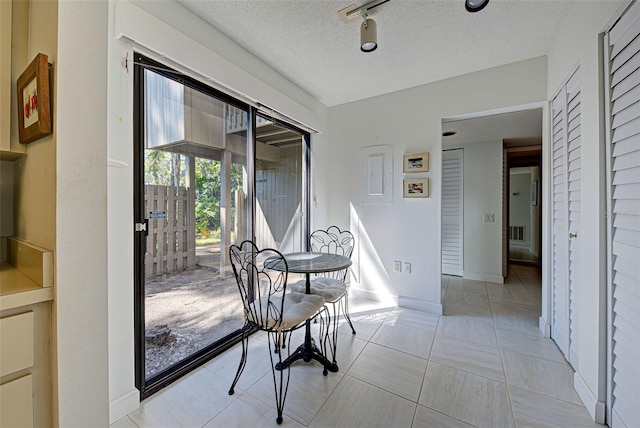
[604,2,640,426]
[565,70,582,369]
[442,149,464,276]
[551,68,581,369]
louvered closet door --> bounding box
[551,88,570,358]
[605,2,640,427]
[550,68,581,368]
[442,149,464,276]
[565,70,581,369]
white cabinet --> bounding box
[0,312,35,427]
[0,0,11,153]
[0,0,26,160]
[0,304,52,427]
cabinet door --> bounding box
[0,311,34,377]
[0,0,11,150]
[0,375,34,428]
[0,0,26,159]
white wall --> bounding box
[545,0,625,423]
[56,0,110,425]
[462,140,503,282]
[105,0,329,422]
[327,57,547,312]
[444,139,504,282]
[0,161,13,237]
[106,3,137,420]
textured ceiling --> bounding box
[177,0,574,107]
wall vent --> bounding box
[509,225,525,241]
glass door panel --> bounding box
[254,114,306,254]
[136,60,250,391]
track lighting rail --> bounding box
[338,0,391,23]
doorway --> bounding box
[441,108,543,284]
[506,149,542,266]
[133,54,310,398]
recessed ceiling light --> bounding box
[443,131,458,137]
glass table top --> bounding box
[267,252,351,274]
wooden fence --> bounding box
[145,185,196,278]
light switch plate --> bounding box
[404,262,411,274]
[394,261,402,272]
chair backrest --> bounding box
[309,226,354,281]
[229,240,289,330]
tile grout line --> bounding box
[491,276,523,428]
[410,315,443,427]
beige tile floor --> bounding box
[113,265,600,428]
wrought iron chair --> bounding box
[227,240,330,425]
[289,226,356,364]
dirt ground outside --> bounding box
[144,244,244,378]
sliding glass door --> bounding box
[134,54,309,397]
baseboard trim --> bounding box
[538,316,551,338]
[109,388,139,424]
[574,372,605,424]
[350,287,398,306]
[463,272,504,284]
[398,296,443,315]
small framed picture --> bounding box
[403,178,429,198]
[17,53,52,144]
[403,152,429,173]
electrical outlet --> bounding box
[404,262,411,274]
[483,213,495,223]
[394,261,402,272]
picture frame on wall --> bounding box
[403,178,429,198]
[17,53,52,144]
[403,152,429,173]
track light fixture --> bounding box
[465,0,489,13]
[360,14,378,52]
[337,0,388,53]
[340,0,489,53]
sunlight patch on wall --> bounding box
[349,203,398,308]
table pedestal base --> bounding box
[275,339,339,373]
[275,321,338,374]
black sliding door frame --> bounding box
[133,53,311,399]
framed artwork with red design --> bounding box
[17,53,52,144]
[403,178,429,198]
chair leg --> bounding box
[343,294,357,335]
[316,307,331,376]
[228,324,250,395]
[328,302,340,367]
[268,330,292,425]
[272,332,284,353]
